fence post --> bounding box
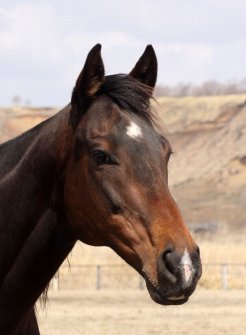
[96,265,101,290]
[221,264,228,290]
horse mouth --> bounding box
[145,279,189,306]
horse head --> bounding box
[64,44,202,305]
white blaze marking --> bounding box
[181,249,194,286]
[126,121,142,139]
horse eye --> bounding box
[92,150,110,164]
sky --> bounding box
[1,0,246,106]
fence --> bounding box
[51,263,246,291]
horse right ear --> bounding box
[71,44,105,110]
[129,45,157,92]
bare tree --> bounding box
[154,78,246,97]
[12,95,21,107]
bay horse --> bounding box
[0,44,202,334]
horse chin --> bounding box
[145,280,189,306]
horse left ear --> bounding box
[71,44,105,109]
[129,45,158,91]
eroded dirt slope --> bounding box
[157,95,246,232]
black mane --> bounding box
[100,74,156,125]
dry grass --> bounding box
[196,236,246,289]
[38,289,246,335]
[198,238,246,264]
[157,94,246,126]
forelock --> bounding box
[99,74,157,126]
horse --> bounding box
[0,44,202,334]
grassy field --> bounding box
[196,237,246,289]
[39,232,246,333]
[38,289,246,335]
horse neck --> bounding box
[0,208,75,333]
[0,104,74,176]
[0,106,74,258]
[0,106,77,332]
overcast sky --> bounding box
[1,0,246,106]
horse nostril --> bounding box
[112,204,123,215]
[162,248,174,274]
[196,246,200,256]
[158,247,177,284]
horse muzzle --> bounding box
[145,246,202,305]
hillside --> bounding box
[0,95,245,236]
[157,95,246,234]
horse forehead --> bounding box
[83,96,162,154]
[84,98,123,137]
[115,116,160,154]
[86,100,158,145]
[112,121,163,182]
[121,119,163,186]
[122,116,160,148]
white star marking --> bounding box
[126,121,142,139]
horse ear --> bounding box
[71,44,105,109]
[129,45,157,91]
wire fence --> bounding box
[51,263,246,291]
